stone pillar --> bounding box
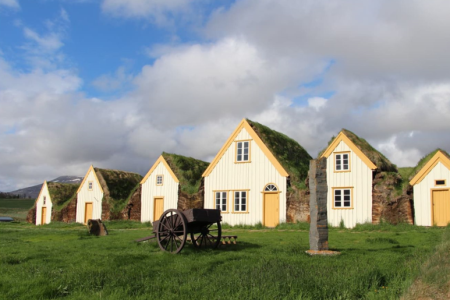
[309,158,328,251]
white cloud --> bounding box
[308,97,327,111]
[0,0,19,9]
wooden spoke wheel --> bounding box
[156,209,187,254]
[190,221,222,249]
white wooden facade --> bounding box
[35,181,52,225]
[410,151,450,226]
[76,165,104,224]
[321,132,377,228]
[203,119,288,227]
[141,156,180,223]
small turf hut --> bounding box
[202,118,312,227]
[76,165,143,224]
[319,129,404,228]
[140,152,209,223]
[27,181,79,225]
[409,149,450,226]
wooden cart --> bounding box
[138,208,222,254]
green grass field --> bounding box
[0,221,447,299]
[0,198,35,220]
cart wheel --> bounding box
[190,221,222,249]
[156,209,187,254]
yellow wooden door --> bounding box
[433,190,450,226]
[154,198,164,221]
[84,203,93,225]
[264,193,279,227]
[41,207,47,225]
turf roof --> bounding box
[246,119,312,189]
[94,168,143,212]
[409,148,450,181]
[47,182,80,211]
[319,129,397,172]
[162,152,209,195]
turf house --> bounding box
[140,152,209,223]
[76,165,142,224]
[27,180,79,225]
[409,149,450,226]
[320,129,401,228]
[202,118,311,227]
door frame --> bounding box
[84,202,93,225]
[153,196,164,222]
[41,207,47,225]
[262,183,281,227]
[430,188,450,226]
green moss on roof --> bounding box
[162,152,209,195]
[48,182,79,211]
[319,129,397,172]
[409,149,450,181]
[246,119,312,189]
[94,168,143,213]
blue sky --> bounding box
[1,0,450,191]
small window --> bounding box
[236,141,250,162]
[215,192,227,212]
[334,188,352,208]
[335,153,350,171]
[234,191,247,212]
[436,180,446,186]
[88,182,93,191]
[264,184,278,192]
[156,175,163,185]
[43,196,46,205]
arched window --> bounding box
[264,184,278,192]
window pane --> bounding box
[222,204,226,211]
[244,154,249,161]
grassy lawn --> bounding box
[0,198,35,220]
[0,221,447,299]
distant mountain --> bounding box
[8,176,83,199]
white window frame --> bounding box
[43,196,46,205]
[236,141,250,162]
[215,191,227,212]
[335,152,350,171]
[333,188,353,209]
[156,175,163,186]
[234,191,247,212]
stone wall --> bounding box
[52,197,77,223]
[119,186,142,221]
[286,187,310,223]
[26,207,36,224]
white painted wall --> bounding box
[326,141,373,228]
[76,169,104,223]
[141,162,179,223]
[35,183,52,225]
[204,128,287,226]
[413,162,450,226]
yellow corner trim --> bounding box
[202,118,289,177]
[410,151,450,186]
[77,165,104,194]
[321,132,377,170]
[141,155,179,185]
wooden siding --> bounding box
[413,162,450,226]
[326,141,373,228]
[141,161,179,222]
[35,183,52,225]
[204,127,287,226]
[76,169,104,224]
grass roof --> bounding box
[162,152,209,195]
[319,129,397,172]
[246,119,312,189]
[48,182,80,211]
[94,168,143,213]
[409,148,450,181]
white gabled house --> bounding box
[34,181,52,225]
[76,165,142,224]
[141,152,209,223]
[320,129,397,228]
[202,118,311,227]
[410,149,450,226]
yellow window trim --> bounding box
[435,179,447,186]
[334,151,351,173]
[234,139,252,164]
[320,132,376,170]
[213,190,229,213]
[77,165,104,194]
[140,155,179,185]
[202,119,289,177]
[156,174,164,186]
[410,151,450,186]
[232,190,249,213]
[88,181,94,191]
[332,187,354,209]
